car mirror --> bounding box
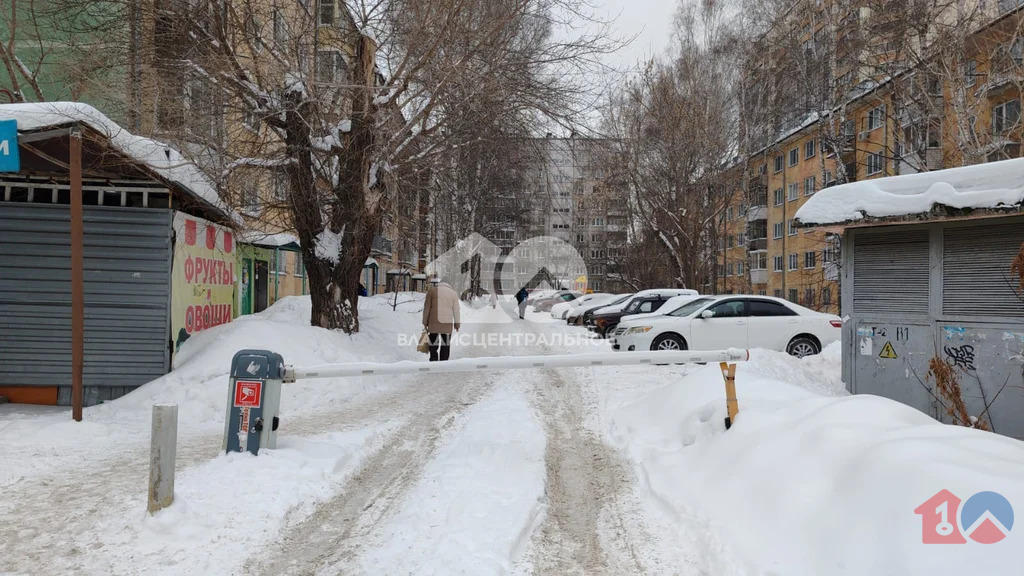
[701,310,714,319]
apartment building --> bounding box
[719,1,1023,313]
[520,137,628,293]
[135,0,424,300]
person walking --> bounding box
[515,286,529,319]
[422,277,460,361]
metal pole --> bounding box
[148,404,178,513]
[274,247,280,302]
[70,130,84,421]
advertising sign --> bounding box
[171,212,236,353]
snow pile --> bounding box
[796,157,1024,225]
[0,294,426,487]
[0,102,231,218]
[314,226,344,263]
[238,230,300,248]
[602,346,1024,574]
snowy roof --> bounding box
[0,102,233,220]
[795,158,1024,226]
[239,231,301,250]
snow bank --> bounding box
[0,294,426,487]
[0,102,231,218]
[796,157,1024,224]
[603,346,1024,574]
[79,426,395,576]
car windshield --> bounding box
[667,297,715,317]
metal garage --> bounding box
[0,103,232,408]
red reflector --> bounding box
[830,320,842,328]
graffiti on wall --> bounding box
[943,344,977,373]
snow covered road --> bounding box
[3,294,1023,575]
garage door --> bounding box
[0,203,173,404]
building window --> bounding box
[273,9,287,44]
[788,219,797,236]
[273,251,288,275]
[774,155,784,172]
[751,252,767,270]
[576,234,585,243]
[823,236,841,263]
[758,289,767,296]
[272,172,287,200]
[805,139,816,159]
[992,99,1021,134]
[727,263,734,276]
[773,222,784,239]
[788,288,798,302]
[294,253,305,276]
[788,148,799,166]
[319,0,334,26]
[788,183,799,201]
[242,182,259,215]
[727,235,735,249]
[737,261,745,275]
[804,176,816,196]
[774,188,784,205]
[317,50,349,85]
[866,152,885,176]
[804,251,816,269]
[774,289,783,298]
[822,287,832,306]
[242,108,260,132]
[789,253,798,270]
[727,207,734,220]
[804,288,815,306]
[774,255,784,272]
[592,217,604,226]
[964,59,977,87]
[866,105,885,131]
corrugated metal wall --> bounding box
[852,229,930,315]
[943,222,1024,317]
[0,203,173,405]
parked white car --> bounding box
[550,292,611,319]
[610,295,841,357]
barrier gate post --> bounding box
[223,349,284,455]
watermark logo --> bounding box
[915,490,1014,544]
[422,233,589,325]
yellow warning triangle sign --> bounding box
[879,341,898,359]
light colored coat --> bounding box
[423,282,461,334]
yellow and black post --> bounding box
[719,362,738,429]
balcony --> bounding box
[747,205,767,222]
[750,269,769,285]
[748,237,768,251]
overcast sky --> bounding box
[593,0,677,72]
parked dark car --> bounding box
[573,294,633,325]
[589,290,696,337]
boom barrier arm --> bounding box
[283,349,749,381]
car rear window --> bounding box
[749,300,797,316]
[668,297,714,317]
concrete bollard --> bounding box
[148,403,178,514]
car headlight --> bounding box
[625,326,652,334]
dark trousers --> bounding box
[428,332,451,362]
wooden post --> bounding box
[70,130,84,422]
[719,362,738,429]
[148,404,178,514]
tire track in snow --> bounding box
[520,366,648,575]
[245,374,491,576]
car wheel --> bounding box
[651,334,687,351]
[787,336,820,358]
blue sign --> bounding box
[0,118,19,172]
